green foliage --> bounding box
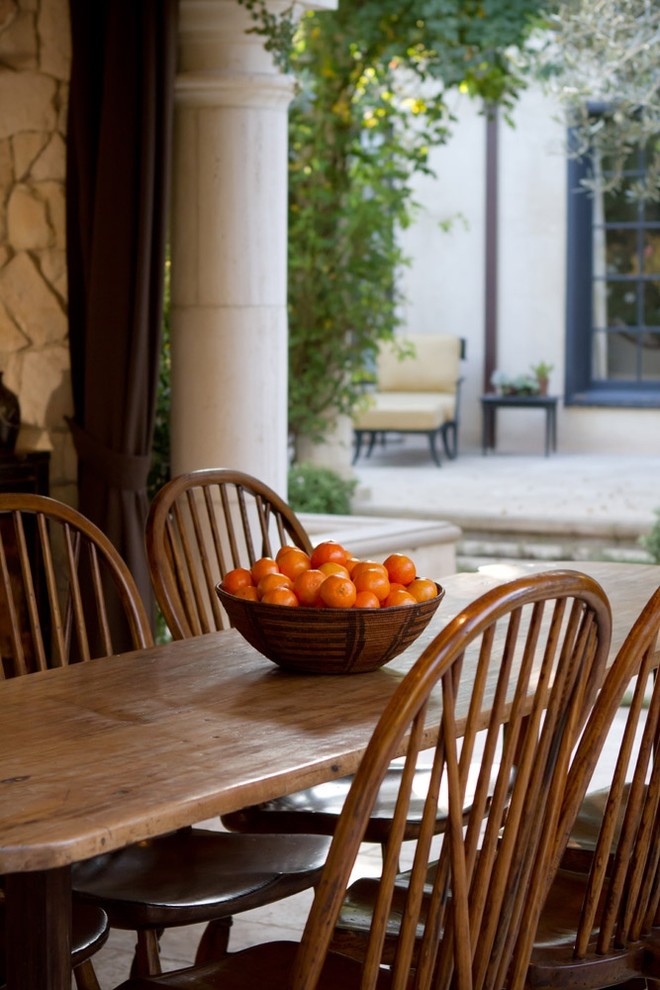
[490,369,541,394]
[287,462,357,515]
[275,0,551,449]
[530,360,554,379]
[524,0,660,200]
[640,508,660,564]
[148,256,171,501]
[237,0,298,72]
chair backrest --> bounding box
[0,493,153,678]
[146,469,312,639]
[518,584,660,986]
[377,334,463,394]
[289,570,612,990]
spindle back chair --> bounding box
[115,570,613,990]
[0,493,330,979]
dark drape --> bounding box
[66,0,177,642]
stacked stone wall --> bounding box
[0,0,75,503]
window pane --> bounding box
[644,200,660,222]
[600,280,638,326]
[591,330,609,380]
[644,281,660,326]
[592,329,638,380]
[604,189,639,223]
[605,229,638,274]
[643,232,660,275]
[641,333,660,380]
[609,330,637,379]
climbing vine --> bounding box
[241,1,552,450]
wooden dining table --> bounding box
[1,561,659,989]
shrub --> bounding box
[640,508,660,563]
[288,463,357,515]
[148,256,171,501]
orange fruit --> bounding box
[257,572,294,598]
[407,578,438,603]
[319,574,357,609]
[318,561,350,579]
[383,553,416,586]
[294,569,326,607]
[221,567,254,594]
[345,556,362,576]
[275,544,299,564]
[277,546,311,581]
[233,585,259,601]
[310,540,349,569]
[353,566,391,602]
[383,588,417,608]
[354,590,381,609]
[251,556,280,583]
[261,587,299,607]
[351,560,386,581]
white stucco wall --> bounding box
[397,93,486,451]
[398,87,660,456]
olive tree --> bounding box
[524,0,660,199]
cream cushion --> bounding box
[376,334,461,393]
[353,392,455,431]
[353,334,461,432]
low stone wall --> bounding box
[299,512,462,579]
[0,0,74,503]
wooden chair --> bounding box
[0,898,109,990]
[145,469,313,639]
[352,333,465,466]
[521,584,660,990]
[113,569,612,990]
[557,584,660,874]
[324,584,660,990]
[146,469,471,857]
[0,493,330,979]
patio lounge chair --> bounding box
[352,333,465,467]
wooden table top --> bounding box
[1,561,658,875]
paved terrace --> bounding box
[351,441,660,568]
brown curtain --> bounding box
[66,0,177,641]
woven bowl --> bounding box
[215,582,445,674]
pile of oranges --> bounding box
[220,540,439,610]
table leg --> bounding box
[482,405,495,454]
[551,404,557,451]
[5,867,72,989]
[544,404,558,457]
[352,430,363,465]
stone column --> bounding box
[171,0,333,495]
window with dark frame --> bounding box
[565,128,660,407]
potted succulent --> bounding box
[530,361,554,396]
[490,370,540,397]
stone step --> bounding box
[458,531,654,573]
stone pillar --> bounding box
[171,0,333,495]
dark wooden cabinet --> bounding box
[0,449,50,496]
